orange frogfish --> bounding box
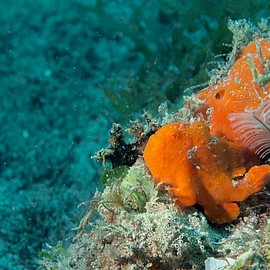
[143,38,270,224]
[143,121,270,224]
[196,38,270,144]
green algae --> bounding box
[100,165,129,187]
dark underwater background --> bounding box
[0,0,269,269]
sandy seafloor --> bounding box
[0,0,269,269]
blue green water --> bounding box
[0,0,269,269]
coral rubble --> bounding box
[39,19,270,270]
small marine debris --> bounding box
[204,257,236,270]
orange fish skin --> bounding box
[143,121,270,224]
[196,38,270,143]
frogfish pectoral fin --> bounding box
[204,202,240,224]
[244,165,270,196]
[231,164,270,201]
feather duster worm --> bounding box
[229,100,270,159]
